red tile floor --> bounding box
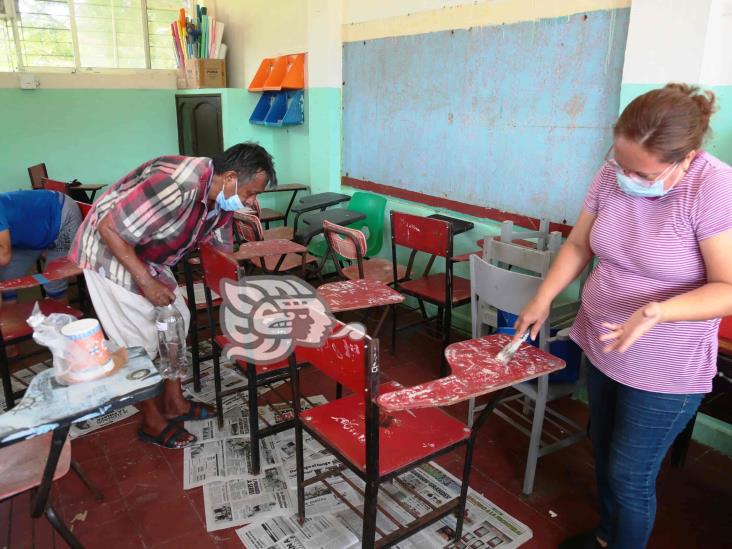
[2,322,731,548]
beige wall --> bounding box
[211,0,307,89]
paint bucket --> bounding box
[60,318,114,381]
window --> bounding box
[0,20,15,71]
[1,0,182,71]
[146,0,180,69]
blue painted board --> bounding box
[342,9,630,224]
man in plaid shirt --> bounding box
[70,143,276,449]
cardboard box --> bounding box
[182,59,227,89]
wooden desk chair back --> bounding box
[28,163,48,189]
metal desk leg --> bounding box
[31,424,71,518]
[283,189,303,226]
[184,260,201,393]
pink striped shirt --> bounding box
[570,151,732,394]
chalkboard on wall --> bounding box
[342,9,630,225]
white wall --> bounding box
[211,0,308,89]
[343,0,481,24]
[700,0,732,85]
[622,0,732,85]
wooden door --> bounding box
[176,94,224,157]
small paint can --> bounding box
[61,318,114,381]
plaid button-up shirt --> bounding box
[69,156,233,294]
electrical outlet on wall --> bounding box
[19,74,40,90]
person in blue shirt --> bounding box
[0,190,83,303]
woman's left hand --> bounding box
[599,302,663,353]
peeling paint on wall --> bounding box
[342,9,630,223]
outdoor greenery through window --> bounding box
[0,0,182,71]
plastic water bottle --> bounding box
[155,305,188,378]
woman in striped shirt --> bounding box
[515,84,732,549]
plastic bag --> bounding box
[26,303,118,384]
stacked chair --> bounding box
[469,222,588,495]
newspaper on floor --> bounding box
[203,466,292,531]
[258,395,328,427]
[184,437,281,489]
[236,514,359,549]
[183,395,326,484]
[284,451,342,488]
[241,462,532,548]
[202,461,351,531]
[182,360,249,405]
[182,359,286,408]
[272,428,323,463]
[200,425,348,531]
[185,404,252,443]
[69,406,138,439]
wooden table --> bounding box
[317,278,404,342]
[233,239,311,276]
[232,239,306,261]
[68,184,105,203]
[0,257,81,293]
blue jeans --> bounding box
[587,365,703,548]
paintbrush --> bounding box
[495,331,529,365]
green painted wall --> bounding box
[0,88,179,192]
[0,87,319,214]
[308,87,342,194]
[620,84,732,165]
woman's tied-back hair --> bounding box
[212,142,277,187]
[614,83,717,163]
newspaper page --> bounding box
[387,463,533,549]
[184,437,280,489]
[184,395,329,488]
[202,440,347,531]
[236,515,359,549]
[284,452,342,488]
[258,395,329,427]
[182,361,248,407]
[203,468,292,531]
[70,406,138,439]
[185,405,252,443]
[182,359,286,408]
[245,461,532,548]
[272,428,322,463]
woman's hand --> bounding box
[140,278,176,307]
[599,302,663,353]
[514,295,552,342]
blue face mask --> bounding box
[615,170,670,198]
[215,179,244,211]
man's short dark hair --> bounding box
[212,142,277,187]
